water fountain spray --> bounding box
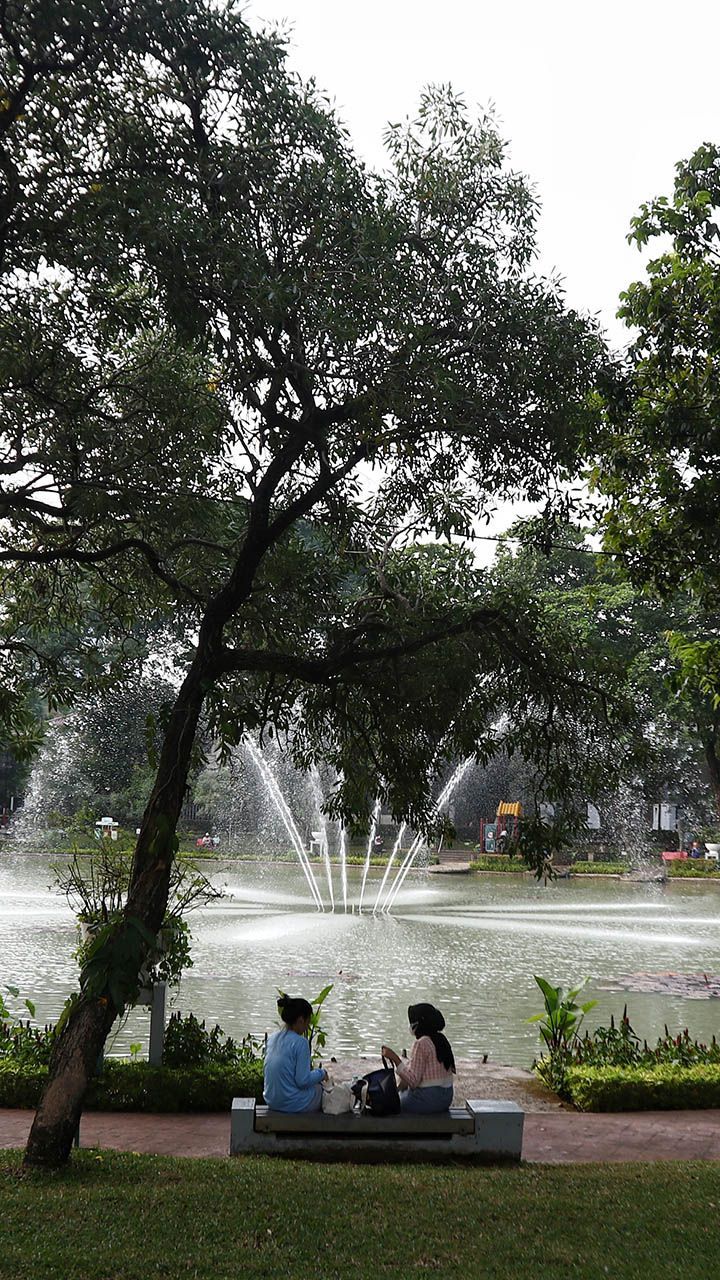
[333,769,351,914]
[382,757,474,911]
[310,765,334,911]
[244,739,325,911]
[380,831,424,914]
[338,825,349,913]
[372,820,407,914]
[358,797,382,914]
[370,728,462,914]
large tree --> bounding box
[596,142,720,598]
[2,1,610,1166]
[494,527,720,825]
[593,143,720,798]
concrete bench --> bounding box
[230,1098,523,1162]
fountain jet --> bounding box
[382,757,473,911]
[245,739,325,911]
[338,824,349,914]
[372,821,407,914]
[359,797,382,914]
[310,765,334,911]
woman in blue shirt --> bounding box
[264,993,327,1112]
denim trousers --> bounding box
[399,1084,453,1114]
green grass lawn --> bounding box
[1,1150,719,1279]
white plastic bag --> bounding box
[321,1078,354,1115]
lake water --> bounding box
[2,852,720,1065]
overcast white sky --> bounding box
[248,0,720,345]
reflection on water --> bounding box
[2,852,720,1065]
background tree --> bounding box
[595,143,720,726]
[494,526,720,828]
[1,1,613,1166]
[18,671,182,828]
[664,631,720,823]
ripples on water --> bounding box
[2,852,720,1064]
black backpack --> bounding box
[352,1057,401,1116]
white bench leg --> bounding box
[230,1098,265,1154]
[465,1099,524,1161]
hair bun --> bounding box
[276,993,314,1026]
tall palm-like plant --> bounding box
[529,975,597,1090]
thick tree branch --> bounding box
[216,607,503,681]
[0,536,204,604]
[216,605,613,717]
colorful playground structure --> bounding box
[479,802,523,854]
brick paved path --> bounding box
[3,1107,720,1163]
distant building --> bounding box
[651,803,679,832]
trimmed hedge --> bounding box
[0,1058,264,1111]
[469,858,526,872]
[570,861,628,875]
[668,859,720,878]
[566,1064,720,1112]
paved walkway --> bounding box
[4,1107,720,1163]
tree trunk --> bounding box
[24,659,209,1168]
[703,733,720,824]
[22,996,118,1167]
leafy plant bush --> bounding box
[308,984,332,1063]
[52,847,225,995]
[0,987,56,1067]
[534,1004,720,1103]
[566,1064,720,1112]
[570,862,629,875]
[527,977,594,1090]
[567,1010,643,1068]
[572,1013,720,1069]
[0,1019,55,1068]
[528,975,596,1093]
[163,1012,263,1068]
[0,1059,264,1111]
[0,1063,50,1108]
